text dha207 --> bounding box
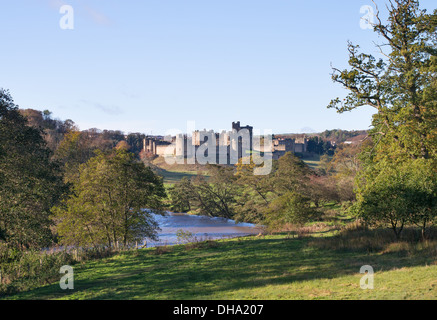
[173,304,264,317]
[217,305,263,315]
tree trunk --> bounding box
[421,219,428,241]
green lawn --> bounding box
[5,234,437,300]
[159,170,199,186]
[303,159,321,171]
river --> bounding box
[146,212,263,247]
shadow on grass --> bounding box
[7,236,436,300]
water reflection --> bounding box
[147,212,262,247]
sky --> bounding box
[1,0,435,135]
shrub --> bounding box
[176,229,196,244]
[309,225,437,257]
[265,192,318,231]
[0,248,75,297]
[0,244,118,297]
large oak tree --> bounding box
[329,1,437,239]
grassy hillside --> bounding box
[150,156,210,187]
[159,170,201,187]
[6,231,437,300]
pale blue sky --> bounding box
[1,0,435,135]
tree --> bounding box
[234,157,275,223]
[54,130,95,183]
[190,165,240,220]
[53,148,166,248]
[329,1,437,238]
[353,162,412,239]
[115,140,131,151]
[328,143,366,202]
[329,0,437,160]
[265,192,317,230]
[405,159,437,239]
[306,174,340,207]
[317,154,333,176]
[126,133,146,155]
[352,159,437,240]
[272,152,311,196]
[168,165,242,220]
[19,108,77,152]
[236,153,322,226]
[0,89,64,249]
[168,177,193,213]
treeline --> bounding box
[0,89,167,261]
[306,136,336,156]
[318,129,368,144]
[19,108,148,158]
[168,151,357,229]
[278,130,367,145]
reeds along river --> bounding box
[147,212,263,247]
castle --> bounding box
[143,122,309,163]
[270,136,308,160]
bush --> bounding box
[353,159,437,240]
[309,225,437,256]
[150,245,172,255]
[265,192,319,231]
[0,248,74,297]
[176,229,196,244]
[0,244,118,297]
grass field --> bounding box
[159,169,201,187]
[6,231,437,300]
[150,156,210,187]
[302,159,321,171]
[301,155,328,171]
